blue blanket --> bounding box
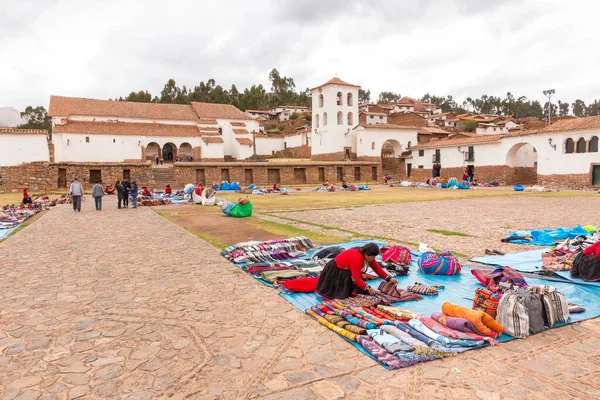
[0,227,18,240]
[504,225,593,246]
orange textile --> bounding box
[441,302,504,336]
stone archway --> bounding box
[179,142,193,160]
[162,142,177,162]
[145,142,161,161]
[381,139,403,177]
[506,142,538,184]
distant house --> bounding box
[360,111,388,125]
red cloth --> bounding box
[280,277,318,292]
[194,187,204,196]
[334,248,389,290]
[584,242,600,260]
[165,186,172,194]
[142,188,151,196]
[23,189,29,199]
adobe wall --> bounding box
[408,165,539,185]
[271,145,311,159]
[0,162,54,192]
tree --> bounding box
[358,89,371,103]
[159,79,188,104]
[558,100,570,116]
[118,90,153,103]
[19,106,51,130]
[464,120,478,132]
[587,100,600,116]
[238,84,269,111]
[289,112,299,120]
[572,99,587,117]
[377,91,400,103]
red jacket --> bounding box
[334,248,389,290]
[584,241,600,260]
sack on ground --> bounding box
[496,292,530,339]
[381,245,412,266]
[472,288,500,318]
[418,251,462,275]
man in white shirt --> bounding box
[69,177,84,212]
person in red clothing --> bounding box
[571,241,600,282]
[141,186,152,197]
[22,188,33,205]
[165,184,172,194]
[316,243,399,299]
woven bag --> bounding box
[472,287,500,318]
[381,245,412,266]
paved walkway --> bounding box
[0,197,599,399]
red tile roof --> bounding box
[230,122,246,127]
[191,102,252,120]
[363,112,387,116]
[48,96,200,121]
[236,138,254,145]
[52,120,201,137]
[418,127,451,135]
[233,128,249,134]
[201,136,224,144]
[511,116,600,137]
[198,118,218,125]
[357,123,419,130]
[0,128,48,135]
[311,77,360,90]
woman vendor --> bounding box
[571,240,600,282]
[316,243,398,299]
[22,188,32,205]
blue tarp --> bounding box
[0,227,17,240]
[504,225,593,246]
[226,239,600,368]
[470,249,600,287]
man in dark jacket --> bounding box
[122,180,131,208]
[130,181,139,209]
[115,180,125,209]
[91,180,104,211]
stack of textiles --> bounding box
[222,237,315,264]
[542,235,599,271]
[306,298,496,370]
[377,281,423,302]
[407,282,444,295]
[240,262,311,284]
[139,197,173,206]
[0,206,42,229]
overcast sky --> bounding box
[1,0,598,110]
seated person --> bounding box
[341,180,349,189]
[141,186,152,196]
[218,197,253,218]
[384,174,392,184]
[105,184,116,195]
[165,184,172,194]
[323,180,330,187]
[273,183,280,191]
[22,188,33,204]
[187,155,193,161]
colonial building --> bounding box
[0,128,50,166]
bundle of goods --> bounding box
[139,197,172,207]
[305,298,498,370]
[380,244,412,277]
[407,282,444,295]
[0,206,42,229]
[222,237,315,264]
[418,250,462,275]
[542,234,599,272]
[571,239,600,282]
[377,281,423,302]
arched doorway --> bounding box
[506,142,538,184]
[145,142,160,161]
[162,143,177,161]
[179,142,193,160]
[381,139,403,177]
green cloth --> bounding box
[230,201,253,218]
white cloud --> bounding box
[0,0,598,110]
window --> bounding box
[565,138,574,153]
[347,92,353,106]
[113,138,116,143]
[319,94,324,108]
[407,141,412,149]
[418,165,424,169]
[89,169,101,184]
[337,91,343,106]
[85,137,90,143]
[221,169,230,182]
[370,115,374,119]
[354,166,361,180]
[347,112,354,125]
[337,111,343,125]
[123,169,131,181]
[218,127,223,135]
[318,167,325,182]
[315,114,320,128]
[371,141,376,150]
[433,149,441,163]
[244,169,253,185]
[371,166,378,180]
[284,142,287,149]
[419,150,424,157]
[590,136,599,152]
[323,112,328,126]
[337,167,343,181]
[196,169,206,185]
[294,168,307,184]
[379,116,383,120]
[576,138,587,153]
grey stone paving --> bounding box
[0,196,599,399]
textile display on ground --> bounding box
[223,238,600,369]
[502,225,596,246]
[470,249,600,287]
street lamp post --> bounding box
[543,89,555,127]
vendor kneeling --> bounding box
[316,243,398,299]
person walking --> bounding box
[69,177,84,212]
[115,180,125,209]
[122,180,131,208]
[91,180,104,211]
[130,181,139,208]
[155,155,159,165]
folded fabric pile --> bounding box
[222,237,315,264]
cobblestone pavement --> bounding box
[270,196,600,258]
[1,196,599,399]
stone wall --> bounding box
[538,173,593,190]
[311,149,357,162]
[53,162,155,188]
[408,165,539,185]
[173,162,379,186]
[271,145,311,159]
[0,162,54,192]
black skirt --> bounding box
[571,252,600,282]
[316,259,362,299]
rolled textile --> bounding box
[430,312,490,337]
[322,314,367,335]
[380,325,437,356]
[356,335,413,370]
[422,316,498,345]
[410,318,488,347]
[306,310,358,341]
[377,305,421,320]
[319,303,378,329]
[367,329,415,353]
[393,321,469,355]
[441,302,504,336]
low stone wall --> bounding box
[0,162,54,192]
[538,173,593,190]
[310,149,357,161]
[271,145,311,159]
[408,165,539,185]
